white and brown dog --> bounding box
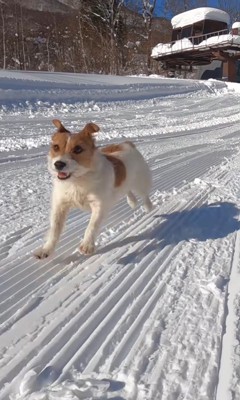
[35,119,153,259]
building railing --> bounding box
[152,28,239,58]
[190,28,229,45]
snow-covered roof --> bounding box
[171,7,230,29]
[232,22,240,29]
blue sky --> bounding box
[156,0,221,16]
[126,1,222,18]
[208,0,219,6]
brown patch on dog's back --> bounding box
[101,141,135,155]
[104,155,126,187]
[101,144,124,154]
[125,140,135,148]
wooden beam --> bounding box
[223,59,237,82]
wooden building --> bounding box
[151,7,240,82]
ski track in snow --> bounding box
[1,72,240,399]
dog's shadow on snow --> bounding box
[98,202,240,263]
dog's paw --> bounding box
[34,247,52,260]
[79,241,95,256]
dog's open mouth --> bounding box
[57,172,71,180]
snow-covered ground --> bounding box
[1,71,240,400]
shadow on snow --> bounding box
[99,202,240,264]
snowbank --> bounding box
[197,34,240,47]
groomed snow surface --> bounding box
[1,71,240,400]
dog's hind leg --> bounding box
[134,170,153,212]
[142,195,153,212]
[134,186,153,213]
[127,191,138,209]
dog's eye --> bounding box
[52,144,60,151]
[73,145,83,154]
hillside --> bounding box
[13,0,80,13]
[0,1,171,74]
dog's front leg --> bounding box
[34,202,69,259]
[79,203,105,256]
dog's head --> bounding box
[48,119,100,180]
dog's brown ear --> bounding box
[52,119,70,133]
[81,122,100,136]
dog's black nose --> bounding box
[54,160,66,171]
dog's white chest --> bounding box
[55,183,91,211]
[69,187,91,210]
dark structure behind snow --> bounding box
[152,7,240,82]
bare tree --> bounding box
[74,0,96,74]
[0,0,169,75]
[142,0,157,73]
[91,0,125,74]
[0,1,6,69]
[19,5,26,69]
[164,0,208,17]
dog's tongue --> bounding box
[58,172,68,179]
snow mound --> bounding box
[12,368,112,400]
[171,7,230,29]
